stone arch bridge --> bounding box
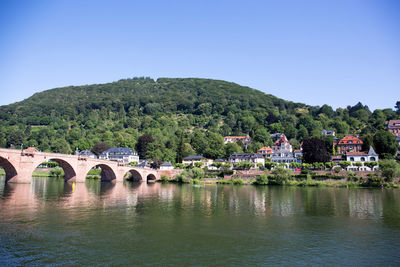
[0,148,161,183]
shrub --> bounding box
[191,167,204,179]
[161,174,169,182]
[192,179,201,184]
[231,178,244,185]
[255,174,269,185]
[333,167,341,174]
[49,167,64,178]
[271,167,293,185]
[379,159,400,182]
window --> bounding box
[361,157,365,162]
[350,157,354,161]
[370,157,376,161]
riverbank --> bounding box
[162,176,400,188]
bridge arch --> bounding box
[85,163,117,182]
[124,169,143,182]
[0,156,18,182]
[146,173,157,182]
[37,158,77,182]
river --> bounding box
[0,177,400,265]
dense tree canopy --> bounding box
[302,138,331,163]
[0,77,398,162]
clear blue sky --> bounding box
[0,0,399,110]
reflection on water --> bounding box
[1,176,400,265]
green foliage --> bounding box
[333,167,342,174]
[234,161,254,170]
[379,159,400,182]
[339,161,351,170]
[0,77,398,165]
[194,162,203,168]
[373,130,398,159]
[231,178,245,185]
[255,174,269,185]
[49,167,64,178]
[365,161,378,169]
[160,174,169,182]
[271,167,293,185]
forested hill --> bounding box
[0,77,398,162]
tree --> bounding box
[339,161,351,170]
[49,167,64,178]
[395,101,400,114]
[373,130,397,159]
[255,174,269,185]
[302,138,331,163]
[150,158,162,169]
[271,167,293,185]
[223,142,242,159]
[379,159,400,182]
[365,161,378,170]
[92,142,111,156]
[136,134,154,159]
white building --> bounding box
[160,162,174,170]
[99,147,139,164]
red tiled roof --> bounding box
[346,152,368,156]
[294,150,302,153]
[225,136,247,139]
[388,120,400,127]
[338,135,363,145]
[258,147,273,153]
[25,147,37,152]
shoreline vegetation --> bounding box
[1,166,399,188]
[160,167,400,188]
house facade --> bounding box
[257,146,273,157]
[345,146,379,163]
[322,129,336,137]
[79,149,97,159]
[223,134,251,144]
[229,153,265,167]
[99,147,139,163]
[388,120,400,136]
[271,134,292,152]
[160,162,174,170]
[182,155,213,167]
[337,135,363,154]
[271,149,297,164]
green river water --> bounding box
[1,176,400,266]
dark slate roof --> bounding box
[101,147,136,155]
[183,155,205,160]
[79,149,95,156]
[368,146,378,156]
[161,162,173,167]
[214,158,226,162]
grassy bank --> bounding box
[162,168,400,188]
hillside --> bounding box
[0,77,398,162]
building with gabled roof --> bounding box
[160,162,174,170]
[224,134,251,145]
[99,147,139,163]
[338,135,363,154]
[182,155,213,167]
[345,146,378,163]
[258,146,273,157]
[388,120,400,136]
[79,149,97,159]
[229,153,265,168]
